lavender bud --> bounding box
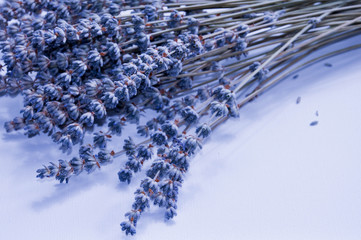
[93,131,111,149]
[161,122,178,138]
[79,112,95,127]
[120,220,136,235]
[59,134,73,152]
[136,145,153,160]
[118,168,133,184]
[180,106,199,124]
[66,123,84,144]
[196,123,212,138]
[151,131,168,146]
[97,150,113,164]
[88,49,104,69]
[210,101,229,117]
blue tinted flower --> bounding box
[118,168,133,184]
[97,150,113,164]
[196,123,211,138]
[79,112,95,127]
[66,123,84,144]
[120,220,136,236]
[88,49,103,69]
[151,131,168,146]
[93,131,111,149]
[180,106,199,124]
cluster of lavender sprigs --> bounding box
[1,0,361,235]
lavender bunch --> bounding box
[1,0,361,236]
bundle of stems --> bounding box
[0,0,360,236]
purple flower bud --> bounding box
[66,123,84,144]
[59,134,72,152]
[97,150,113,164]
[120,220,136,235]
[196,123,211,138]
[118,168,133,184]
[180,106,199,124]
[168,10,183,28]
[136,145,153,160]
[79,112,94,127]
[90,100,107,119]
[56,72,72,87]
[88,49,103,69]
[72,60,87,78]
[210,101,229,117]
[151,131,168,146]
[93,131,111,149]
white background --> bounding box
[0,16,360,240]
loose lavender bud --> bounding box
[97,150,113,164]
[196,123,212,138]
[79,112,95,127]
[109,3,121,16]
[88,49,104,69]
[168,60,182,77]
[90,100,107,119]
[59,134,73,153]
[56,72,72,87]
[72,60,87,78]
[21,106,34,121]
[237,24,250,38]
[249,61,269,81]
[165,205,177,220]
[118,168,133,184]
[184,137,202,154]
[66,123,84,144]
[108,118,123,136]
[120,221,136,236]
[161,122,178,138]
[234,37,247,53]
[136,145,153,160]
[125,155,142,173]
[210,101,229,117]
[137,125,150,137]
[107,42,121,61]
[143,5,158,21]
[187,17,200,35]
[125,210,141,226]
[56,52,68,70]
[123,137,136,156]
[151,131,168,146]
[93,131,111,149]
[36,163,57,179]
[69,157,83,175]
[168,10,183,28]
[180,106,199,124]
